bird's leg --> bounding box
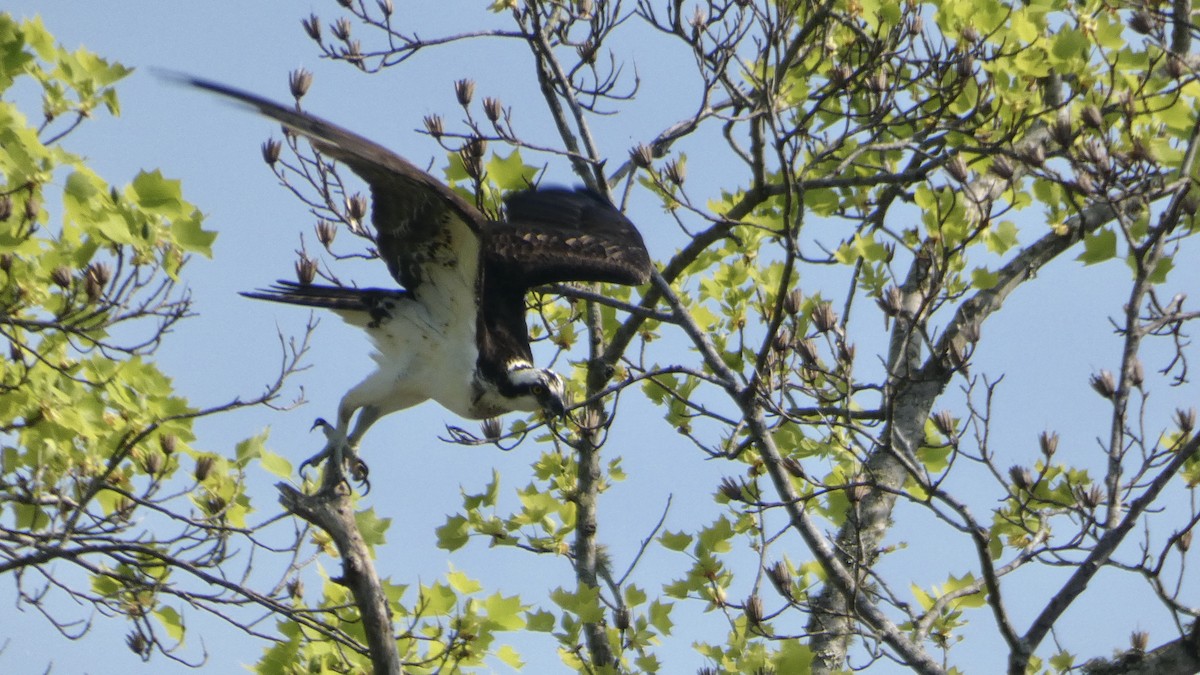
[299,405,382,493]
[342,405,383,489]
[301,417,351,489]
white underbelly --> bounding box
[365,301,479,419]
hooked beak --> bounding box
[544,394,566,418]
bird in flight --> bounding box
[186,77,652,488]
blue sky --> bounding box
[4,2,1199,673]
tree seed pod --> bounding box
[1089,370,1116,399]
[378,0,394,17]
[743,594,764,626]
[315,220,337,248]
[302,14,321,41]
[85,273,103,303]
[332,17,352,41]
[990,154,1016,180]
[946,155,969,183]
[1166,55,1186,80]
[765,561,794,600]
[811,301,839,333]
[24,194,40,221]
[1009,465,1032,491]
[838,341,856,365]
[287,577,305,600]
[194,455,216,482]
[423,114,445,139]
[1039,431,1058,457]
[143,451,163,476]
[160,433,177,455]
[614,606,630,631]
[779,458,805,481]
[1073,172,1095,195]
[455,78,476,106]
[1129,11,1153,35]
[932,410,956,438]
[294,255,318,285]
[718,477,745,502]
[87,262,111,287]
[483,96,503,123]
[1081,104,1104,130]
[1175,407,1196,433]
[261,139,282,166]
[1076,483,1102,509]
[1052,112,1074,147]
[771,329,792,354]
[1129,358,1144,388]
[629,143,654,169]
[126,632,150,657]
[796,338,819,366]
[1178,530,1193,552]
[345,40,363,65]
[665,158,686,186]
[1020,143,1045,167]
[51,266,73,289]
[831,63,853,88]
[782,288,804,316]
[289,68,313,99]
[1130,631,1149,653]
[346,193,369,223]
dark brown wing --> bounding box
[184,76,483,306]
[485,187,652,289]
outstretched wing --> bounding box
[184,76,483,311]
[485,187,652,289]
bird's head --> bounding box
[507,365,567,418]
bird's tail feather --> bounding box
[241,281,409,314]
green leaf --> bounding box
[648,600,674,635]
[551,584,604,623]
[697,516,734,553]
[131,170,184,215]
[234,430,269,467]
[1049,650,1075,671]
[970,267,999,290]
[437,515,470,551]
[1049,27,1087,64]
[1077,228,1116,265]
[494,644,524,669]
[525,609,555,632]
[354,507,392,550]
[487,149,538,192]
[483,592,526,631]
[155,606,185,642]
[447,568,482,594]
[659,530,693,552]
[421,582,458,616]
[257,448,292,479]
[624,584,647,608]
[634,653,661,673]
[170,211,216,257]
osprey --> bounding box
[188,78,652,484]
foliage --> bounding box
[9,0,1200,674]
[275,0,1200,672]
[0,13,308,667]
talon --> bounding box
[358,470,371,495]
[352,459,369,483]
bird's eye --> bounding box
[532,384,546,396]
